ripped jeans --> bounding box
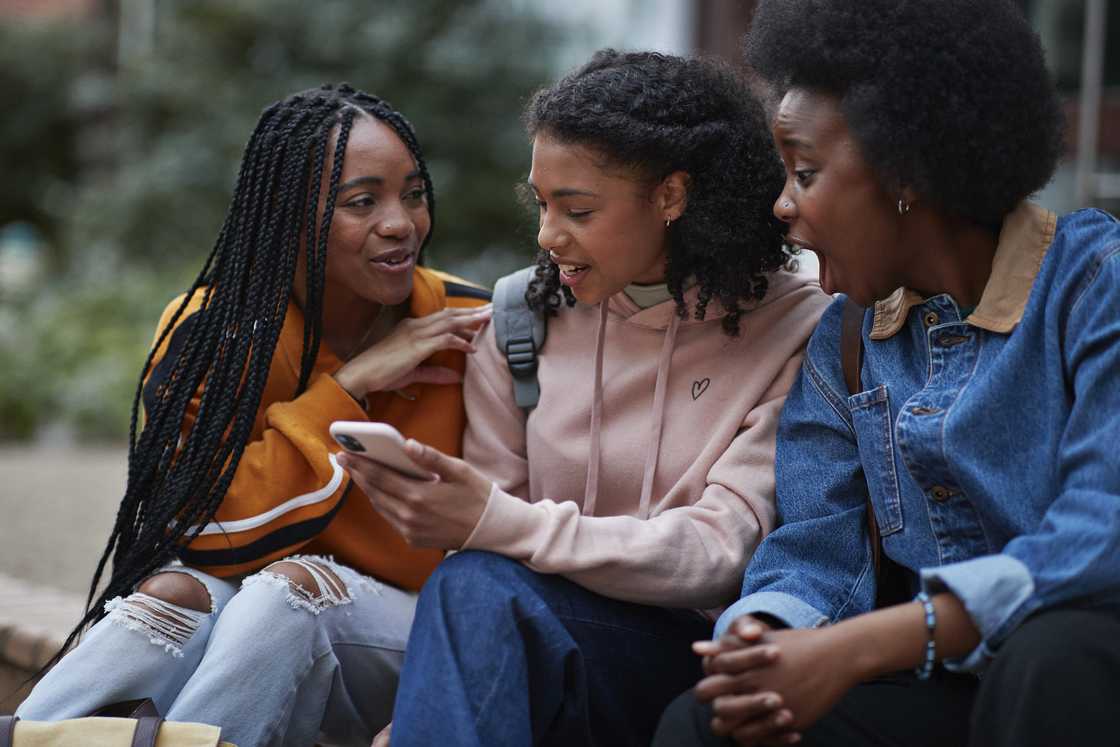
[16,556,417,747]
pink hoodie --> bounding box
[461,261,830,610]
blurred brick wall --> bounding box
[693,0,757,66]
[0,0,97,19]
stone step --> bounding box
[0,572,86,713]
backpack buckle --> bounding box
[505,336,538,377]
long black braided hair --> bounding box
[523,50,789,336]
[56,83,435,664]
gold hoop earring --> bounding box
[665,216,673,228]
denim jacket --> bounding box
[717,203,1120,672]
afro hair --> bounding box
[745,0,1065,227]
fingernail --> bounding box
[765,695,780,708]
[776,710,792,726]
[743,624,762,637]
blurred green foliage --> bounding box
[0,19,102,267]
[0,0,554,441]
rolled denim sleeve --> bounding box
[920,555,1034,670]
[924,245,1120,672]
[715,592,830,637]
[726,304,878,634]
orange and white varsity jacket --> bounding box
[142,266,490,591]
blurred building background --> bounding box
[0,2,1116,697]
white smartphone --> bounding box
[329,421,435,481]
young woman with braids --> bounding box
[16,83,491,747]
[340,50,831,747]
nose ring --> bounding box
[783,201,792,209]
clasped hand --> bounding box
[337,439,492,550]
[693,615,860,745]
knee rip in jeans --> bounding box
[104,570,213,658]
[242,555,377,615]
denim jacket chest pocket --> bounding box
[847,384,904,535]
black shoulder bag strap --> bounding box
[841,298,909,607]
[840,298,883,576]
[493,266,548,412]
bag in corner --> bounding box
[0,707,235,747]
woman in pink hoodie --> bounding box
[342,50,831,747]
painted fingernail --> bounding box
[742,623,762,637]
[765,695,780,708]
[776,710,792,726]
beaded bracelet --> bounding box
[914,591,937,680]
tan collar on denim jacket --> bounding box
[870,202,1057,341]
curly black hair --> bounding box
[745,0,1065,228]
[522,49,789,336]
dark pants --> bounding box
[390,550,712,747]
[653,608,1120,747]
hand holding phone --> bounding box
[336,421,494,549]
[329,421,435,480]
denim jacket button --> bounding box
[923,311,940,327]
[930,485,951,502]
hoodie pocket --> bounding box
[848,385,904,536]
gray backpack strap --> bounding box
[493,266,547,411]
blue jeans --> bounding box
[391,551,712,747]
[17,556,417,747]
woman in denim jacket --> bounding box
[656,1,1120,745]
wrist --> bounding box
[832,598,952,681]
[824,620,882,684]
[333,367,365,400]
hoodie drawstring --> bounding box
[582,300,680,519]
[638,311,679,518]
[581,301,610,517]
